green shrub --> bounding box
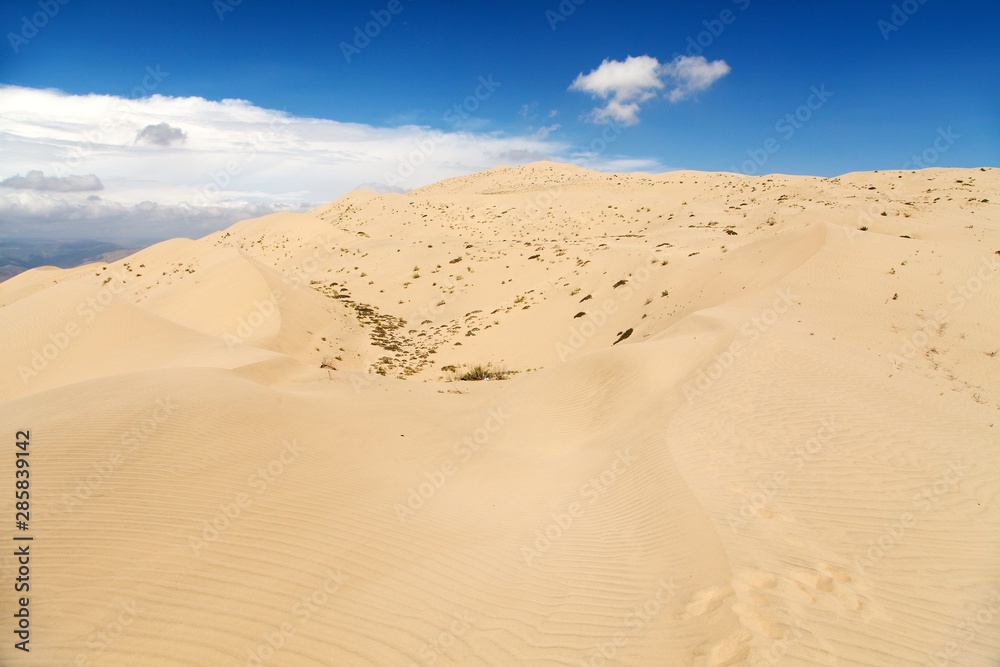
[458,363,512,381]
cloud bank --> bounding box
[1,170,104,192]
[0,85,661,241]
[570,55,731,125]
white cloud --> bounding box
[0,188,301,241]
[520,102,561,139]
[568,153,662,174]
[1,170,103,192]
[661,56,732,102]
[570,55,730,125]
[569,55,664,107]
[0,85,665,241]
[533,124,561,140]
[493,149,552,164]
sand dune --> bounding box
[2,163,999,665]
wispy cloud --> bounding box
[661,56,732,102]
[533,124,561,140]
[570,55,731,125]
[1,170,103,192]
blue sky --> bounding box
[0,0,998,240]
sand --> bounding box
[1,162,998,665]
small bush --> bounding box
[458,363,512,381]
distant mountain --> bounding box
[0,239,143,282]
